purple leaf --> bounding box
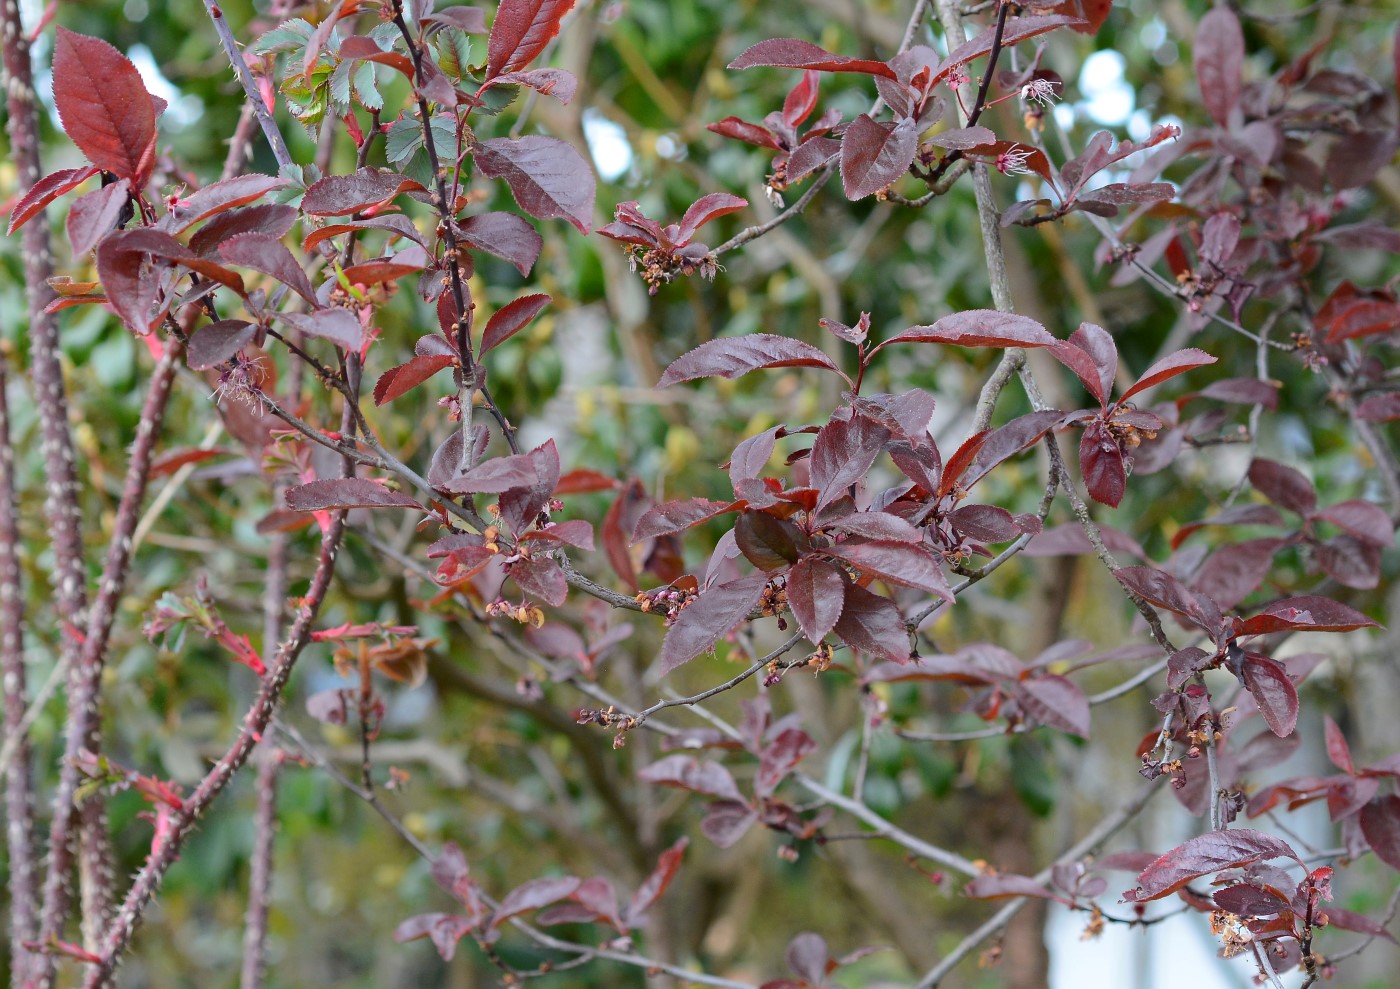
[1242,654,1299,737]
[66,179,130,256]
[965,874,1058,900]
[841,114,918,200]
[809,413,890,509]
[734,511,805,570]
[510,555,567,606]
[1193,377,1280,409]
[633,498,741,542]
[785,932,829,984]
[486,0,577,79]
[1068,322,1117,403]
[1194,8,1244,127]
[498,439,561,537]
[825,540,952,599]
[278,309,364,351]
[456,211,543,276]
[834,583,910,664]
[1129,829,1299,901]
[1193,538,1283,611]
[160,173,289,234]
[301,168,424,216]
[701,800,758,848]
[924,125,997,150]
[658,334,843,387]
[7,164,100,236]
[481,293,551,355]
[187,319,257,371]
[1360,796,1400,872]
[1247,459,1316,516]
[960,410,1064,491]
[1115,565,1216,628]
[1234,596,1379,636]
[1014,675,1090,738]
[827,511,922,543]
[756,728,816,796]
[53,28,157,182]
[948,504,1020,544]
[474,136,595,233]
[728,38,896,79]
[393,913,477,961]
[884,310,1057,350]
[442,453,541,494]
[638,755,744,801]
[936,15,1083,83]
[658,573,769,675]
[1079,422,1127,507]
[1317,500,1394,547]
[219,232,317,304]
[286,477,423,511]
[193,204,299,257]
[787,556,845,644]
[490,67,578,104]
[490,876,583,930]
[729,427,782,488]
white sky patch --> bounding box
[583,109,633,181]
[1078,49,1134,127]
[129,44,204,130]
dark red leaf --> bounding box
[498,439,560,537]
[521,519,594,551]
[302,214,426,253]
[782,70,820,128]
[490,67,578,104]
[1212,883,1290,919]
[278,309,364,351]
[1068,322,1117,403]
[286,477,423,511]
[1194,8,1244,127]
[826,511,922,543]
[187,319,257,371]
[160,174,289,234]
[1360,796,1400,872]
[341,255,427,286]
[486,0,576,79]
[1171,504,1286,549]
[834,583,910,664]
[658,573,769,675]
[965,874,1058,900]
[424,7,489,33]
[727,38,896,79]
[1121,348,1218,401]
[658,333,842,387]
[706,116,783,150]
[947,504,1019,544]
[66,179,131,256]
[1115,565,1215,627]
[809,413,890,508]
[373,354,456,405]
[1242,654,1299,737]
[1129,830,1299,901]
[676,193,748,243]
[840,114,917,200]
[338,35,416,78]
[883,310,1057,351]
[638,754,744,801]
[1014,675,1090,738]
[481,293,551,355]
[1323,905,1399,942]
[624,837,689,926]
[556,468,619,494]
[756,728,815,796]
[1326,130,1400,191]
[729,426,782,488]
[219,232,317,303]
[1192,377,1280,409]
[474,136,595,233]
[787,556,845,644]
[603,481,647,592]
[53,28,157,182]
[301,168,424,216]
[1080,423,1127,507]
[7,165,100,236]
[1324,299,1400,343]
[633,498,740,542]
[456,211,544,276]
[787,136,842,181]
[1234,596,1379,636]
[1192,538,1283,611]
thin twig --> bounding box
[202,0,294,170]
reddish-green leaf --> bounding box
[658,334,843,387]
[53,28,158,182]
